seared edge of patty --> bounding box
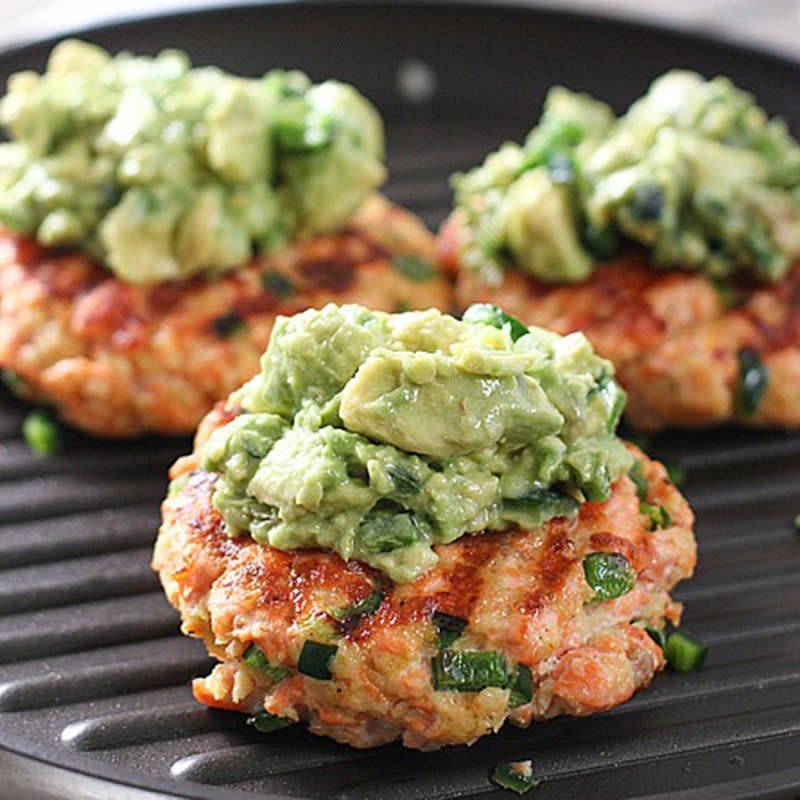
[0,195,451,437]
[440,211,800,431]
[153,405,696,749]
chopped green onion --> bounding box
[261,270,295,297]
[794,514,800,532]
[508,664,534,708]
[392,254,437,282]
[711,278,738,309]
[431,650,510,692]
[433,611,467,650]
[644,625,667,651]
[340,590,385,622]
[1,369,27,394]
[490,761,539,795]
[735,347,768,417]
[665,631,708,672]
[243,645,289,681]
[463,303,529,342]
[503,487,580,526]
[666,462,687,487]
[385,465,422,495]
[640,503,672,530]
[583,552,636,602]
[212,311,246,338]
[297,640,338,680]
[628,459,649,501]
[22,409,61,456]
[274,113,333,153]
[246,711,293,733]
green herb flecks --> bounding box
[583,552,636,602]
[665,631,708,672]
[22,409,61,456]
[463,303,529,342]
[735,347,768,417]
[297,640,338,680]
[640,503,672,530]
[431,650,510,692]
[246,712,293,733]
[243,645,290,681]
[490,761,540,795]
[392,254,437,282]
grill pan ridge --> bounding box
[0,3,799,798]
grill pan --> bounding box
[1,3,799,797]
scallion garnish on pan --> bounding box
[246,711,293,733]
[665,631,709,672]
[490,760,540,794]
[22,409,61,456]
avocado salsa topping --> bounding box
[454,71,800,285]
[0,40,385,284]
[203,303,632,582]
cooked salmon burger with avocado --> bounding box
[0,41,449,437]
[153,303,697,750]
[440,71,800,431]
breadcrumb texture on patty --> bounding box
[0,195,451,437]
[440,212,800,432]
[152,404,696,750]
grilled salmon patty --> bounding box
[440,213,800,432]
[153,403,696,750]
[0,195,451,437]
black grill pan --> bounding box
[1,3,799,798]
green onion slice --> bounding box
[628,459,649,501]
[433,612,467,650]
[243,645,289,681]
[246,711,293,733]
[665,463,687,487]
[640,503,672,530]
[297,640,338,680]
[392,254,437,282]
[431,650,510,692]
[583,552,636,602]
[463,303,529,342]
[508,664,534,708]
[212,311,246,339]
[735,347,768,417]
[665,631,708,673]
[644,625,667,651]
[22,409,61,456]
[490,761,540,794]
[340,590,385,623]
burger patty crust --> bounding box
[153,404,696,750]
[440,214,800,431]
[0,195,451,437]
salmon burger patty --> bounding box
[153,403,696,751]
[442,217,800,432]
[0,195,451,437]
